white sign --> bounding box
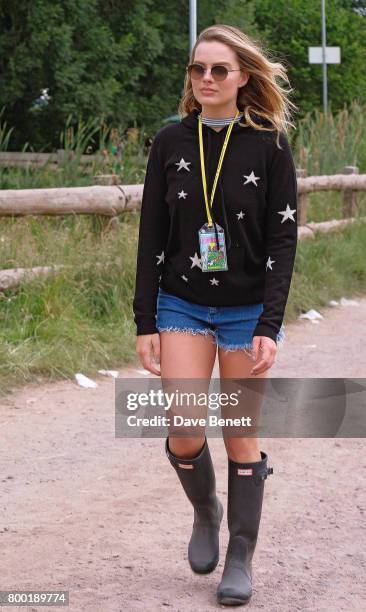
[308,47,341,64]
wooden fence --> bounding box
[0,149,105,170]
[0,167,365,289]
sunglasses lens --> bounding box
[212,66,228,80]
[187,64,230,81]
[188,64,204,79]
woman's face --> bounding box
[191,40,249,109]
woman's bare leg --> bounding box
[160,331,217,459]
[218,348,269,462]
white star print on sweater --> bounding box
[189,253,202,269]
[266,256,275,271]
[243,171,260,186]
[132,108,298,342]
[156,250,165,265]
[278,203,296,223]
[175,158,191,172]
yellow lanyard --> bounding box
[198,109,239,227]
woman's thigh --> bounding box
[159,332,216,446]
[218,347,269,379]
[160,330,217,378]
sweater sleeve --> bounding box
[132,131,170,335]
[252,131,298,344]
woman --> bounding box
[133,24,298,607]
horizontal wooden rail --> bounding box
[0,150,102,168]
[297,174,366,193]
[0,174,365,218]
[0,261,121,290]
[0,185,143,216]
[296,165,360,224]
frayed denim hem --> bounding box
[218,325,286,355]
[216,341,254,356]
[157,326,216,340]
[156,325,286,353]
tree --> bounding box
[254,0,366,117]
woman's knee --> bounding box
[168,435,206,459]
[223,436,260,462]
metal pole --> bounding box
[189,0,197,55]
[321,0,328,114]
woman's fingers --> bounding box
[137,333,161,376]
[150,334,161,375]
[251,336,276,375]
[151,334,161,367]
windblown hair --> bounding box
[178,24,298,147]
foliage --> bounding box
[0,1,365,149]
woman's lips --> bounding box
[201,89,216,94]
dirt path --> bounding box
[1,297,365,611]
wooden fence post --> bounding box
[296,168,309,225]
[92,174,121,232]
[342,166,359,217]
[57,149,65,165]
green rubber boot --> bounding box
[217,451,273,605]
[165,436,224,573]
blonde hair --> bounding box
[178,24,298,148]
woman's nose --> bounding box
[202,68,214,81]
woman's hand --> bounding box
[136,333,161,376]
[250,336,277,375]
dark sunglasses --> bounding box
[186,63,242,82]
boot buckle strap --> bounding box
[258,466,273,481]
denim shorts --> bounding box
[156,287,285,354]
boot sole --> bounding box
[217,594,251,606]
[189,498,224,574]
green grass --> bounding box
[305,190,366,223]
[287,218,366,323]
[0,212,365,397]
[294,99,366,175]
[0,213,140,396]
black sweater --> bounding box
[133,108,298,343]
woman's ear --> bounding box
[240,71,250,88]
